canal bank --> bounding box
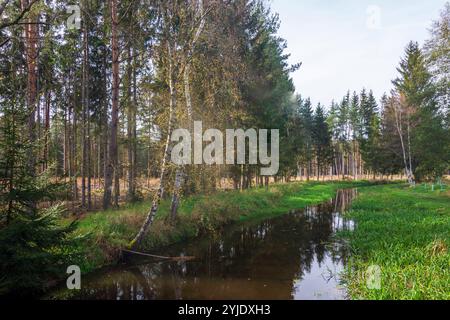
[48,188,360,299]
[67,181,376,276]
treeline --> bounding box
[287,5,450,184]
[0,0,449,295]
[1,0,300,211]
[292,61,449,184]
[0,0,299,294]
[287,90,381,182]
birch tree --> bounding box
[170,0,207,220]
[390,93,415,184]
[130,2,184,248]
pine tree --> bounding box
[392,41,448,182]
[0,84,78,297]
[313,103,333,180]
[298,98,314,180]
[424,2,450,176]
[378,94,404,176]
[359,90,380,176]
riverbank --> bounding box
[70,181,376,273]
[341,183,449,300]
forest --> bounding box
[0,0,449,299]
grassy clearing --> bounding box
[341,184,450,300]
[70,180,373,271]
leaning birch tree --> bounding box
[131,0,211,248]
[130,2,181,249]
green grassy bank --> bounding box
[71,181,373,272]
[341,184,449,300]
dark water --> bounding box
[50,189,357,300]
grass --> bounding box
[340,184,450,300]
[69,180,373,272]
[60,180,449,300]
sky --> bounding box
[270,0,448,107]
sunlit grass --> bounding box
[341,184,450,300]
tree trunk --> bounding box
[393,99,415,185]
[131,42,178,249]
[104,0,120,209]
[102,25,109,208]
[22,0,38,178]
[44,90,50,171]
[127,46,137,201]
[87,94,92,209]
[63,102,68,176]
[81,15,88,209]
[170,0,206,220]
[71,76,78,201]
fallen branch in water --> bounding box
[122,249,196,261]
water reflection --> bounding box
[51,189,358,300]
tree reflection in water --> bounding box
[51,189,358,300]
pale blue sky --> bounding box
[270,0,448,107]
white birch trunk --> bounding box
[170,0,206,220]
[131,42,178,249]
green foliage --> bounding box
[0,52,79,296]
[0,207,80,297]
[393,41,435,106]
[412,103,450,180]
[392,41,449,181]
[240,1,297,177]
[424,2,450,115]
[312,103,333,173]
[283,96,313,176]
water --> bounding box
[50,189,357,300]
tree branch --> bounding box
[0,0,12,18]
[0,0,40,31]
